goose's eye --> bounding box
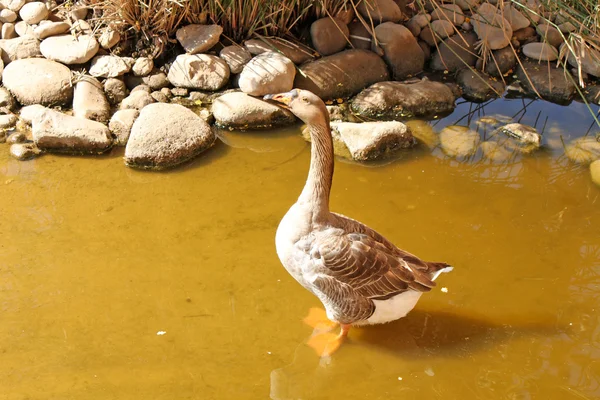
[301,97,309,103]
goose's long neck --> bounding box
[298,121,334,218]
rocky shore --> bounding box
[0,0,598,183]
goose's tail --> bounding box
[427,262,454,281]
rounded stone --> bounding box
[2,58,72,105]
[19,2,48,25]
[238,51,295,96]
[219,45,252,74]
[40,34,99,64]
[440,125,480,157]
[167,54,230,91]
[310,17,349,56]
[522,42,558,61]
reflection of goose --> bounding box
[264,89,453,356]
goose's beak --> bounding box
[263,90,298,109]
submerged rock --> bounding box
[480,141,512,161]
[591,160,600,187]
[238,51,295,96]
[330,121,415,161]
[10,142,40,160]
[295,49,389,100]
[32,108,112,154]
[7,131,27,144]
[0,113,17,128]
[351,79,455,119]
[499,123,541,146]
[2,58,72,105]
[405,119,439,148]
[565,137,600,164]
[212,92,296,129]
[125,103,216,170]
[440,125,480,157]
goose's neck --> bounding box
[298,122,334,217]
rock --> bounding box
[440,125,480,157]
[374,22,424,80]
[351,79,455,119]
[104,78,127,105]
[462,22,472,31]
[0,36,41,63]
[3,58,72,105]
[238,51,295,96]
[150,90,169,103]
[167,53,230,91]
[419,27,439,47]
[418,40,430,60]
[40,34,98,64]
[0,87,15,110]
[108,109,138,146]
[584,85,600,105]
[485,46,516,77]
[431,4,464,25]
[405,119,438,148]
[219,45,251,74]
[32,108,112,153]
[89,55,131,78]
[119,90,155,110]
[558,22,576,33]
[131,57,153,77]
[98,26,120,49]
[405,19,421,37]
[472,3,512,50]
[431,19,454,39]
[2,23,17,39]
[73,76,110,122]
[310,17,349,56]
[517,60,576,104]
[212,92,296,129]
[125,103,215,169]
[295,50,389,101]
[590,160,600,186]
[175,24,222,54]
[171,87,188,97]
[513,26,536,43]
[19,104,46,124]
[10,143,40,160]
[564,41,600,78]
[33,21,70,39]
[71,19,92,35]
[480,141,512,161]
[131,84,151,94]
[502,4,529,31]
[2,0,26,12]
[536,24,563,48]
[0,113,17,128]
[0,9,17,23]
[356,0,403,23]
[330,121,415,161]
[430,32,478,72]
[565,137,600,164]
[244,37,315,64]
[7,131,27,144]
[19,2,48,24]
[126,69,170,90]
[498,122,541,150]
[14,21,33,37]
[457,69,505,102]
[522,42,558,61]
[70,5,87,20]
[455,0,479,10]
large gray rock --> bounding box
[351,79,455,119]
[238,51,295,96]
[295,49,389,100]
[430,32,478,72]
[535,24,563,48]
[175,24,222,54]
[0,36,40,63]
[40,34,98,64]
[457,69,505,102]
[219,45,252,74]
[472,3,512,50]
[564,41,600,78]
[32,108,112,153]
[440,125,480,157]
[109,109,139,146]
[3,58,72,105]
[484,46,516,77]
[348,20,372,50]
[431,4,465,25]
[244,37,315,64]
[374,22,424,80]
[522,42,558,61]
[310,17,349,56]
[356,0,403,23]
[502,4,529,31]
[125,103,216,170]
[89,55,132,78]
[331,121,415,161]
[73,76,110,122]
[212,91,296,129]
[167,53,230,90]
[517,60,576,104]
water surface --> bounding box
[1,98,599,399]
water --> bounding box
[1,98,599,400]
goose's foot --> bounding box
[303,307,338,333]
[307,324,351,357]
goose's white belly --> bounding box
[356,290,423,326]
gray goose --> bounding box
[264,89,453,356]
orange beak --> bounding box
[263,90,298,109]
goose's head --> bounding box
[264,89,328,127]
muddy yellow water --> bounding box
[1,99,600,400]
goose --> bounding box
[264,89,453,356]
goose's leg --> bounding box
[307,324,351,357]
[303,307,338,333]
